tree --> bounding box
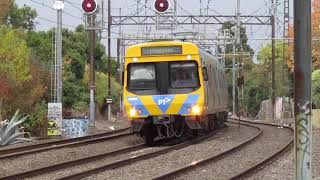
[312,70,320,108]
[26,30,54,66]
[0,26,48,120]
[244,42,291,116]
[5,2,37,31]
[288,0,320,72]
[0,0,12,23]
[0,26,31,86]
[220,21,255,112]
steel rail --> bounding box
[227,119,294,180]
[152,118,293,180]
[151,121,262,180]
[0,143,145,180]
[56,128,225,180]
[0,127,131,160]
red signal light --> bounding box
[154,0,169,13]
[82,0,97,14]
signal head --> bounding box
[82,0,97,14]
[154,0,169,13]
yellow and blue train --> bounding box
[123,40,229,145]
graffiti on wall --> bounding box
[47,103,62,136]
[62,117,89,139]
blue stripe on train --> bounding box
[127,97,149,116]
[152,95,175,113]
[178,94,200,115]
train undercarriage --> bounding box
[131,112,228,146]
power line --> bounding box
[65,0,83,11]
[29,0,83,21]
[36,16,77,28]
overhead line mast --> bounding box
[294,0,312,179]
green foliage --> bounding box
[24,101,47,135]
[221,21,255,113]
[0,26,31,85]
[0,25,48,121]
[243,42,292,117]
[26,30,54,65]
[221,21,254,68]
[96,72,120,106]
[62,68,89,111]
[5,3,37,31]
[83,66,121,114]
[312,70,320,108]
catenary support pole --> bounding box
[232,43,236,115]
[271,0,276,122]
[294,0,312,179]
[107,0,112,121]
[89,14,96,127]
[56,0,63,103]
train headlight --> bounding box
[129,108,137,117]
[191,105,201,115]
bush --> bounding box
[24,100,47,136]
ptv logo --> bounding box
[158,97,172,105]
[153,95,174,113]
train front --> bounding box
[123,41,205,145]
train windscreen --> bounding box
[169,62,200,89]
[128,63,156,90]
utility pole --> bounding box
[55,0,63,103]
[294,0,312,179]
[271,0,276,122]
[236,0,240,45]
[232,43,236,115]
[236,0,241,117]
[107,0,112,121]
[117,38,122,116]
[89,14,96,127]
[282,0,290,91]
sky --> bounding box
[15,0,293,62]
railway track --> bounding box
[0,127,131,160]
[0,119,293,180]
[2,127,223,180]
[55,129,222,180]
[228,119,294,180]
[152,119,293,180]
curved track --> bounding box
[0,129,220,180]
[47,128,224,180]
[0,143,145,180]
[152,119,293,180]
[0,127,130,160]
[0,119,293,180]
[228,119,294,180]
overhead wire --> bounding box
[36,16,77,28]
[64,0,83,11]
[29,0,83,21]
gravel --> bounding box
[247,128,320,180]
[0,133,142,178]
[174,123,292,180]
[0,118,129,151]
[31,145,166,180]
[83,123,260,180]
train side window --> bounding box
[202,66,208,81]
